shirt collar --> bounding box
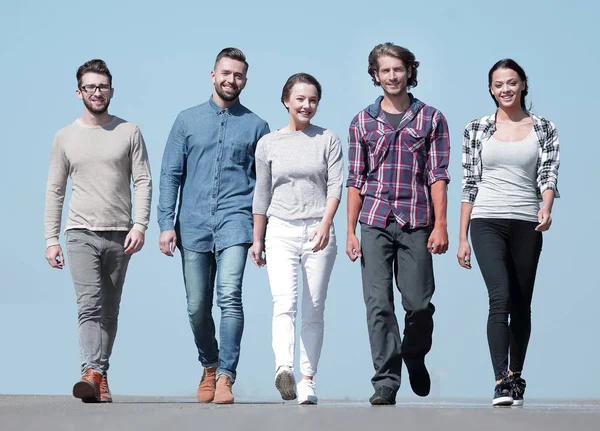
[208,96,242,115]
[365,93,424,120]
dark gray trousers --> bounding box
[360,222,435,391]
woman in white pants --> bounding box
[250,73,343,404]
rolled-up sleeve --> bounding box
[538,120,560,198]
[426,111,451,186]
[461,125,479,204]
[157,114,186,232]
[346,118,367,190]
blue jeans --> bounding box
[180,244,250,383]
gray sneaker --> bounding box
[274,367,297,401]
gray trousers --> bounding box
[360,222,435,391]
[65,229,130,374]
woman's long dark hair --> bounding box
[488,59,529,111]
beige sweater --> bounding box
[44,116,152,247]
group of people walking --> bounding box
[44,43,560,407]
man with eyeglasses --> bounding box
[44,59,152,403]
[158,47,269,404]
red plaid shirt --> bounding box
[346,95,450,229]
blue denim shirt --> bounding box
[158,97,270,252]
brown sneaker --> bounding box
[73,369,101,403]
[196,367,217,403]
[100,373,113,403]
[213,375,234,404]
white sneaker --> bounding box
[274,367,297,401]
[297,379,317,405]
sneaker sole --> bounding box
[298,396,318,405]
[275,370,297,401]
[492,396,514,406]
[512,399,524,407]
[73,381,99,403]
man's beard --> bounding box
[383,81,405,97]
[215,82,241,102]
[83,97,111,115]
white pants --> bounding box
[265,216,337,377]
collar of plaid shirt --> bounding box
[365,93,423,125]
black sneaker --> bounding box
[510,373,526,406]
[369,386,397,405]
[492,376,513,407]
[408,365,431,397]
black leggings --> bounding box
[470,218,542,380]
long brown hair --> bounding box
[367,43,419,88]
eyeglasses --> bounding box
[80,84,112,94]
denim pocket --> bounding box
[230,141,250,164]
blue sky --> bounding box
[1,0,598,400]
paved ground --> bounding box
[1,395,599,431]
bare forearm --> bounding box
[459,202,473,241]
[321,197,340,226]
[253,214,267,243]
[542,189,555,212]
[430,181,448,228]
[347,187,362,235]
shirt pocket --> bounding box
[364,132,390,171]
[230,141,251,165]
[402,127,428,153]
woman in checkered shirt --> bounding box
[457,59,560,407]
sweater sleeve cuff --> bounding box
[132,223,147,234]
[46,237,60,248]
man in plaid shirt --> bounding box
[345,43,450,405]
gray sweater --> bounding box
[252,125,343,220]
[44,117,152,247]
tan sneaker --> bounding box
[196,367,217,403]
[213,375,234,404]
[73,369,102,403]
[100,373,113,403]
